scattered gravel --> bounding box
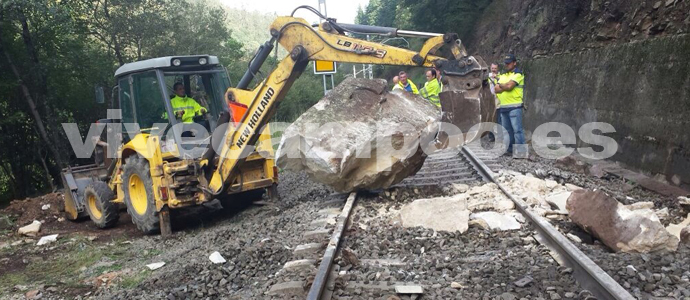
[332,192,585,299]
[99,171,336,299]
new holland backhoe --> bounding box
[61,6,493,235]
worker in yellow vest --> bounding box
[494,54,527,158]
[419,69,441,107]
[397,71,419,94]
[167,82,207,123]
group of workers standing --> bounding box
[391,53,527,158]
[391,69,442,108]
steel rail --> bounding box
[460,146,635,300]
[307,192,358,300]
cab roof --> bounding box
[114,55,220,77]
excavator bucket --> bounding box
[439,55,496,144]
[60,164,108,220]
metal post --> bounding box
[366,35,372,79]
[322,74,328,95]
[318,0,327,20]
[159,206,172,236]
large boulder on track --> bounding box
[566,189,679,253]
[276,77,441,192]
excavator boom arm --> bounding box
[206,16,488,194]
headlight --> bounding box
[172,59,181,66]
[198,58,207,65]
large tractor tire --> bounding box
[83,182,119,229]
[122,155,160,234]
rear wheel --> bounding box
[122,155,160,234]
[84,182,119,228]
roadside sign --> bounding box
[314,60,337,74]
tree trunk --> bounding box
[35,149,56,192]
[17,9,66,169]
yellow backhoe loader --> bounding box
[61,6,493,235]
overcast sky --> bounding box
[219,0,370,24]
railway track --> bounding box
[269,143,636,299]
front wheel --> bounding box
[84,182,119,229]
[122,155,160,234]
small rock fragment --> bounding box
[679,196,690,206]
[626,201,654,211]
[514,275,533,287]
[18,220,41,237]
[25,290,41,299]
[209,251,226,264]
[342,248,360,266]
[681,226,690,244]
[500,292,517,300]
[468,219,490,230]
[451,183,469,194]
[450,282,463,289]
[471,211,521,231]
[394,285,423,294]
[146,262,165,270]
[654,207,669,219]
[666,213,690,240]
[625,265,637,276]
[36,234,58,246]
[399,197,470,233]
[566,233,582,243]
[545,192,571,212]
[565,184,582,191]
[41,204,51,210]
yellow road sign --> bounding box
[314,60,337,74]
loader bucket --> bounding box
[439,56,495,144]
[61,165,108,220]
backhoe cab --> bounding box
[62,55,278,234]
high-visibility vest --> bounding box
[496,69,524,108]
[397,80,419,94]
[420,78,441,107]
[165,95,206,123]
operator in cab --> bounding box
[168,82,207,123]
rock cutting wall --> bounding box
[468,0,690,188]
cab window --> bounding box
[130,71,167,133]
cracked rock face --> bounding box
[277,77,441,192]
[566,189,679,253]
